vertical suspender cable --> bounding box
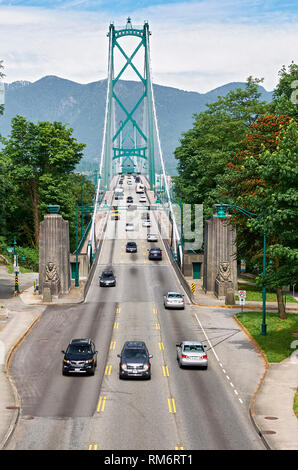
[89,24,114,256]
[144,26,183,267]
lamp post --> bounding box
[215,203,267,336]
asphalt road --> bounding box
[7,177,265,450]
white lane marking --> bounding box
[194,312,243,405]
[194,313,220,362]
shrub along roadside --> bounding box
[0,237,39,272]
[236,311,298,363]
[236,283,297,303]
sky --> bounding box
[0,0,297,93]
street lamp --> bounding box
[215,203,267,336]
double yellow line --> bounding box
[168,397,176,414]
[97,396,106,413]
[88,443,98,450]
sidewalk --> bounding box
[187,278,298,450]
[0,264,297,450]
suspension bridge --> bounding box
[84,18,183,271]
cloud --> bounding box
[0,2,297,93]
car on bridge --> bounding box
[147,233,158,242]
[125,222,134,231]
[142,220,151,227]
[111,210,119,220]
[126,241,137,253]
[127,196,134,203]
[117,341,153,380]
[164,292,185,309]
[62,338,98,376]
[176,341,208,369]
[99,270,116,287]
[148,247,162,260]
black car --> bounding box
[99,270,116,287]
[62,338,98,376]
[126,241,137,253]
[117,341,152,379]
[127,196,133,203]
[148,247,162,260]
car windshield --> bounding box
[67,344,92,355]
[168,294,183,299]
[183,345,204,352]
[127,243,136,247]
[123,349,147,359]
[102,272,114,278]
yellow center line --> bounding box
[175,445,184,450]
[88,443,98,450]
[153,307,157,314]
[155,323,160,330]
[97,396,106,413]
[162,365,169,377]
[110,341,116,350]
[168,398,176,413]
[114,322,119,329]
[158,342,164,350]
[105,365,112,376]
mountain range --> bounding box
[0,76,273,174]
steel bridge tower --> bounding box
[101,17,156,188]
[90,18,183,269]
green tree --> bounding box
[0,60,4,117]
[270,62,298,120]
[220,120,298,318]
[174,77,269,219]
[1,116,85,246]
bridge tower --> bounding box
[101,17,156,188]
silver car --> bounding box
[147,233,158,242]
[176,341,208,369]
[164,292,185,309]
[142,220,151,227]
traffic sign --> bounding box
[238,290,246,298]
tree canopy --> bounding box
[174,65,298,318]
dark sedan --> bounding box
[99,270,116,287]
[126,241,137,253]
[148,247,162,260]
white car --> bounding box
[142,220,151,227]
[147,233,158,242]
[139,196,147,203]
[164,292,185,309]
[176,341,208,369]
[125,223,134,231]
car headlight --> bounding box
[143,364,149,371]
[63,360,70,364]
[85,359,94,364]
[121,364,127,370]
